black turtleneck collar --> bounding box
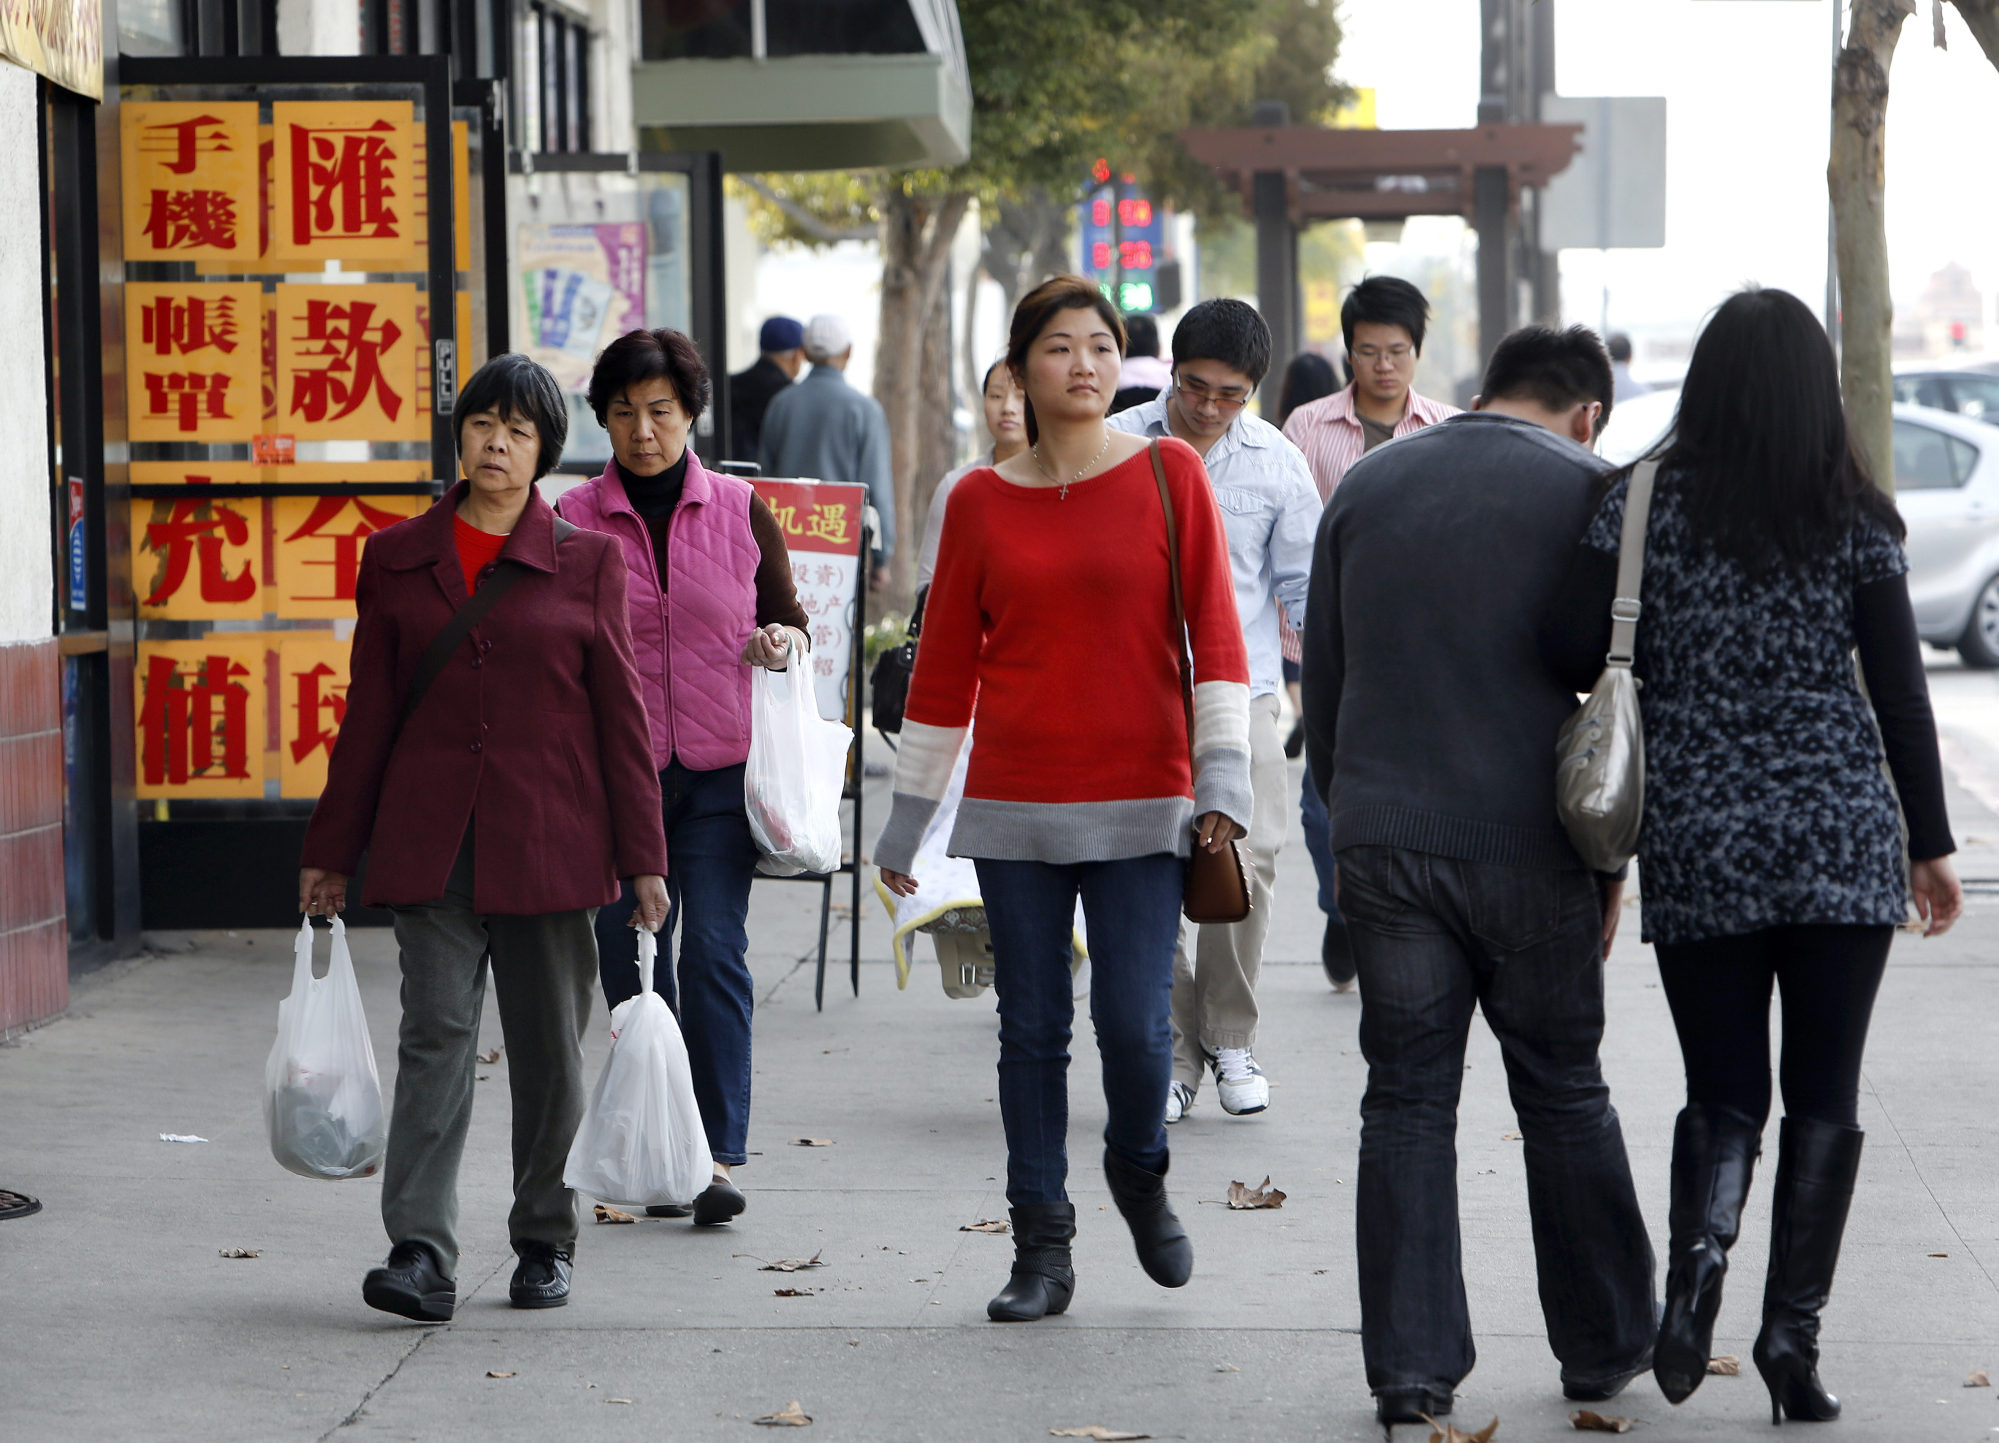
[615,449,691,520]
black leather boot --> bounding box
[1655,1104,1762,1404]
[1753,1118,1864,1425]
[986,1203,1077,1322]
[1103,1147,1192,1288]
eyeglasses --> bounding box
[1352,345,1414,365]
[1174,373,1254,411]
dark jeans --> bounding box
[1654,924,1893,1129]
[597,760,759,1167]
[1299,760,1344,923]
[1336,844,1656,1396]
[974,853,1185,1207]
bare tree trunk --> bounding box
[1947,0,1999,67]
[910,276,956,598]
[1831,0,1915,490]
[874,185,973,613]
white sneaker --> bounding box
[1164,1080,1195,1125]
[1210,1048,1270,1116]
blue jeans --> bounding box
[1300,760,1344,923]
[1335,845,1655,1396]
[597,760,758,1167]
[974,853,1185,1207]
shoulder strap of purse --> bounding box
[394,516,580,741]
[1606,458,1658,668]
[1149,439,1198,751]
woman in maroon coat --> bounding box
[299,355,668,1322]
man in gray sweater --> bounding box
[1301,326,1656,1425]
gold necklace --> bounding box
[1032,429,1112,499]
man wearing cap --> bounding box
[728,316,805,464]
[758,313,895,588]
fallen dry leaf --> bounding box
[1049,1430,1150,1441]
[486,1371,516,1379]
[1707,1355,1741,1376]
[960,1218,1010,1234]
[741,1251,826,1273]
[478,1047,502,1064]
[1967,1369,1990,1388]
[1571,1410,1632,1434]
[772,1286,820,1297]
[1226,1176,1287,1210]
[607,1397,633,1405]
[789,1137,834,1147]
[1501,1131,1523,1142]
[218,1248,261,1259]
[1422,1418,1498,1443]
[1931,1251,1950,1258]
[753,1400,813,1427]
[594,1204,637,1224]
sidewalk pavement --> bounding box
[6,738,1999,1441]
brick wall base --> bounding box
[1,638,67,1035]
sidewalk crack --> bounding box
[1868,1066,1999,1296]
[320,1256,508,1438]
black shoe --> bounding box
[1563,1343,1653,1402]
[1102,1148,1192,1288]
[1283,720,1305,759]
[509,1242,572,1309]
[1321,918,1357,991]
[1655,1104,1762,1405]
[693,1174,747,1226]
[987,1202,1077,1322]
[645,1204,692,1218]
[1753,1117,1864,1424]
[1375,1388,1453,1425]
[362,1241,455,1322]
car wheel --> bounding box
[1959,575,1999,669]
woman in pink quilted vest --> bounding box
[556,328,812,1227]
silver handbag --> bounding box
[1555,459,1658,873]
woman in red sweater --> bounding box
[878,277,1252,1322]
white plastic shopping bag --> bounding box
[563,927,714,1209]
[264,916,387,1180]
[746,663,852,876]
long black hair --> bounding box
[1661,287,1902,569]
[1273,352,1337,430]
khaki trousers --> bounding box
[380,833,600,1277]
[1172,691,1287,1087]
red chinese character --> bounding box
[290,119,401,245]
[140,295,240,357]
[283,495,407,601]
[143,372,237,432]
[140,114,234,175]
[142,189,240,251]
[289,662,348,764]
[142,500,257,605]
[139,652,253,786]
[289,299,404,424]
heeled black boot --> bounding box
[1655,1104,1763,1404]
[987,1202,1076,1322]
[1103,1147,1192,1288]
[1753,1118,1864,1425]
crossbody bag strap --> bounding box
[1606,458,1658,668]
[1148,439,1198,746]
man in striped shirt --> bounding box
[1280,277,1458,991]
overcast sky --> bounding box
[1336,0,1999,338]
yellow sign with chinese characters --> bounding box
[274,282,425,440]
[130,494,266,621]
[135,638,269,799]
[124,282,263,444]
[273,493,426,619]
[121,103,258,261]
[277,636,352,799]
[271,101,421,267]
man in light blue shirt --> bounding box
[1109,299,1319,1123]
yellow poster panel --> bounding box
[271,102,421,267]
[197,125,287,277]
[135,639,268,800]
[273,494,426,619]
[121,103,258,262]
[277,636,351,799]
[124,283,262,443]
[130,495,266,621]
[274,282,425,440]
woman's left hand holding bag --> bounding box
[739,624,806,671]
[631,874,669,931]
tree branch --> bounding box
[734,175,878,244]
[1947,0,1999,68]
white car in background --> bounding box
[1595,391,1999,666]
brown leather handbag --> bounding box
[1149,441,1252,925]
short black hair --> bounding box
[1341,276,1431,356]
[1479,325,1615,431]
[455,353,568,479]
[1170,299,1272,386]
[1607,331,1634,363]
[587,327,712,426]
[1124,313,1160,359]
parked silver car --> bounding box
[1598,395,1999,666]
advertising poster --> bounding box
[517,222,646,392]
[273,494,426,618]
[121,103,256,261]
[134,638,268,799]
[274,281,424,440]
[124,282,262,443]
[270,101,421,268]
[130,495,264,622]
[277,636,352,798]
[751,479,867,724]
